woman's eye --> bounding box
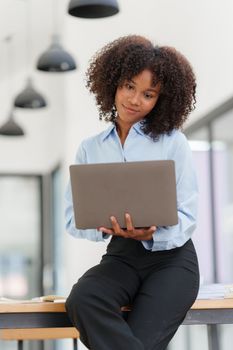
[125,83,134,90]
[144,93,153,99]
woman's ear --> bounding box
[111,105,117,119]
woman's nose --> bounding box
[128,92,140,105]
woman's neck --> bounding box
[116,118,133,145]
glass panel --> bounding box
[0,176,41,298]
[0,175,42,350]
[52,167,64,294]
[212,110,233,283]
[187,128,214,284]
[184,110,233,350]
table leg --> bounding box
[73,338,78,350]
[207,325,219,350]
[18,340,23,350]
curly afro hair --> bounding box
[86,35,196,140]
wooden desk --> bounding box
[0,302,79,350]
[183,299,233,350]
[1,299,233,350]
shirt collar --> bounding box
[100,123,116,142]
[132,121,145,136]
[132,121,152,140]
[100,121,150,142]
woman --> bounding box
[65,35,199,350]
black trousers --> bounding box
[66,237,199,350]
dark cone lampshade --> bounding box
[0,111,24,136]
[68,0,119,18]
[37,36,77,72]
[14,78,47,109]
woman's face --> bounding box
[115,69,160,126]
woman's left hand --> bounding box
[98,213,156,241]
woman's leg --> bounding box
[127,241,199,350]
[65,259,144,350]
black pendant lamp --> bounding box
[15,0,48,109]
[0,37,24,136]
[68,0,119,18]
[37,35,77,72]
[0,110,25,137]
[14,78,47,108]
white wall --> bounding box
[0,72,66,173]
[0,0,70,173]
[1,1,233,169]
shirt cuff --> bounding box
[141,239,153,250]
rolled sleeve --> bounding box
[65,142,108,242]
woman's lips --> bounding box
[122,104,139,113]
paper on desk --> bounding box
[0,295,66,303]
[0,297,42,303]
[197,283,233,299]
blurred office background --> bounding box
[0,0,233,349]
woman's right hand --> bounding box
[99,213,156,241]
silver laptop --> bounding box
[69,160,178,229]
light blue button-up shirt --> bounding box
[65,121,198,252]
